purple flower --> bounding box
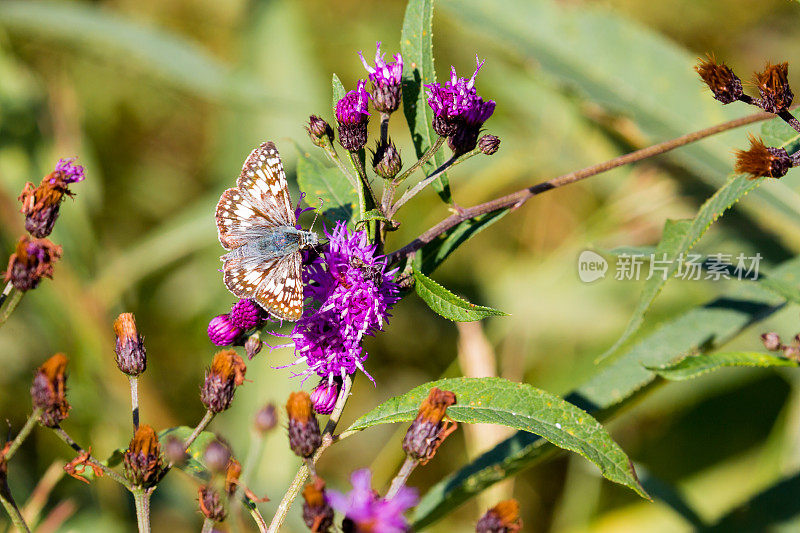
[276,222,399,382]
[207,314,242,346]
[335,80,371,152]
[327,469,418,533]
[310,378,341,415]
[359,41,403,113]
[53,157,85,184]
[230,298,265,330]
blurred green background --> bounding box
[2,0,800,531]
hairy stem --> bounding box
[4,409,42,461]
[129,377,139,432]
[395,136,446,183]
[0,481,31,533]
[51,425,133,489]
[385,457,418,500]
[267,374,353,532]
[200,518,215,533]
[0,284,23,330]
[133,489,151,533]
[387,108,782,265]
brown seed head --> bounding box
[476,499,522,533]
[4,236,62,292]
[31,353,70,427]
[734,135,792,179]
[18,178,66,238]
[198,485,227,522]
[695,55,743,105]
[286,391,321,458]
[402,388,458,464]
[755,62,793,113]
[302,477,334,532]
[201,350,247,413]
[123,425,163,487]
[113,313,147,376]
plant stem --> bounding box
[0,482,30,533]
[0,284,23,329]
[394,136,446,183]
[389,151,472,217]
[385,457,418,500]
[267,375,353,532]
[51,425,133,489]
[183,410,215,450]
[4,409,41,461]
[778,109,800,134]
[201,518,215,533]
[133,489,151,533]
[231,429,267,530]
[387,108,784,265]
[379,112,390,146]
[129,377,139,432]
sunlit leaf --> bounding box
[413,269,507,321]
[647,352,797,381]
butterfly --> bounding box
[215,141,318,321]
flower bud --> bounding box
[402,387,457,464]
[695,56,744,105]
[229,299,265,330]
[113,313,146,376]
[310,378,340,415]
[755,62,793,113]
[784,344,800,361]
[306,115,334,148]
[478,134,501,155]
[164,436,188,466]
[201,350,247,413]
[198,486,226,522]
[735,135,793,179]
[254,403,278,433]
[207,314,242,346]
[123,425,163,487]
[244,333,263,360]
[302,478,334,532]
[31,353,70,427]
[372,140,402,179]
[286,391,321,458]
[476,499,522,533]
[336,80,371,152]
[203,440,231,474]
[359,42,403,114]
[4,236,62,292]
[761,332,783,352]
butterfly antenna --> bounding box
[309,197,324,232]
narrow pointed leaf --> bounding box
[647,352,798,381]
[413,269,508,321]
[332,73,346,117]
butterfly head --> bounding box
[300,230,319,249]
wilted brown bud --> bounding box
[761,332,783,352]
[123,425,163,487]
[3,236,62,292]
[372,140,402,179]
[18,182,62,239]
[476,499,522,533]
[245,333,263,359]
[306,115,334,148]
[478,134,501,155]
[201,350,247,413]
[286,391,321,459]
[31,353,70,427]
[302,478,334,532]
[113,313,146,376]
[755,62,793,113]
[198,485,227,523]
[203,440,231,475]
[695,56,744,104]
[254,403,278,433]
[735,136,793,179]
[402,387,457,464]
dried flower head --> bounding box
[734,135,792,179]
[198,485,227,522]
[31,353,70,427]
[302,477,334,532]
[755,62,793,113]
[335,80,371,152]
[372,139,403,179]
[761,332,783,352]
[359,41,403,113]
[402,387,458,464]
[476,499,522,533]
[18,158,85,238]
[327,469,418,533]
[123,425,163,487]
[286,391,322,458]
[695,56,744,105]
[478,134,501,156]
[254,403,278,433]
[4,236,62,291]
[306,115,335,147]
[201,350,247,413]
[310,378,341,415]
[207,314,242,346]
[113,313,147,376]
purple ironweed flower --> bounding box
[327,469,418,533]
[53,157,86,184]
[277,222,399,382]
[359,41,403,113]
[230,298,265,330]
[207,314,242,346]
[335,80,371,152]
[311,377,341,415]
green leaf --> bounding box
[158,426,217,481]
[647,352,798,381]
[412,209,510,275]
[761,109,800,154]
[347,377,647,498]
[401,0,450,202]
[599,174,765,361]
[296,150,357,224]
[413,269,508,321]
[332,73,346,117]
[412,254,800,527]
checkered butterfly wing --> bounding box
[221,251,303,321]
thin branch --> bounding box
[385,457,418,500]
[129,377,139,432]
[0,481,30,533]
[161,409,216,478]
[394,136,446,183]
[132,489,151,533]
[4,409,42,461]
[0,285,23,330]
[51,425,132,489]
[387,108,782,265]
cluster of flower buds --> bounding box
[113,313,147,376]
[30,353,70,427]
[123,425,163,488]
[761,330,800,361]
[286,391,322,459]
[476,499,522,533]
[696,57,800,179]
[201,350,247,413]
[402,387,458,464]
[208,298,269,347]
[301,477,335,532]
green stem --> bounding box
[231,429,267,530]
[0,486,30,533]
[161,409,216,478]
[0,285,23,330]
[389,151,467,217]
[200,518,215,533]
[52,426,133,489]
[4,409,41,461]
[385,457,418,500]
[394,136,446,183]
[133,489,151,533]
[129,377,139,432]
